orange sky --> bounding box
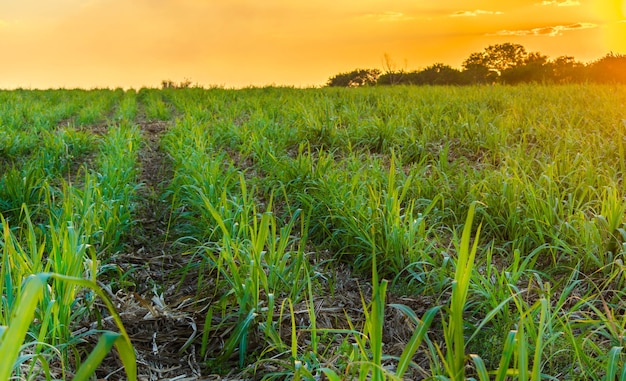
[0,0,624,89]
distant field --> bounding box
[1,84,626,380]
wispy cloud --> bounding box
[361,11,414,22]
[540,0,581,6]
[493,22,597,37]
[450,9,503,17]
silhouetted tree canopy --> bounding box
[500,52,550,84]
[376,64,464,85]
[461,55,495,84]
[416,64,464,85]
[460,43,528,84]
[550,56,586,84]
[483,43,528,73]
[588,53,626,83]
[326,43,626,87]
[327,69,381,87]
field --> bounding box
[1,84,626,380]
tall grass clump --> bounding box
[0,102,141,375]
[162,116,242,240]
[0,127,94,222]
[92,122,141,251]
[35,128,95,178]
[140,89,173,121]
[0,129,39,159]
[162,114,314,367]
[198,195,310,366]
[324,153,442,275]
[74,90,122,126]
[0,166,48,222]
[115,89,138,122]
[0,208,136,379]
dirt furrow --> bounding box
[99,121,208,380]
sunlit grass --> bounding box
[2,84,626,378]
[155,84,626,378]
[0,89,142,377]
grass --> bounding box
[0,90,141,377]
[2,84,626,379]
[0,214,136,380]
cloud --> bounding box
[493,22,597,37]
[450,9,503,17]
[361,11,414,22]
[540,0,581,6]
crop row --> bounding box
[0,89,141,379]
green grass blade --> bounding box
[49,273,136,380]
[289,299,298,360]
[495,330,517,381]
[448,202,481,381]
[531,298,548,381]
[517,323,528,381]
[469,354,490,381]
[320,367,342,381]
[0,274,46,380]
[113,329,138,381]
[467,295,516,345]
[396,305,440,378]
[606,346,622,381]
[370,278,387,381]
[201,307,213,357]
[72,332,120,381]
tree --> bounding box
[483,43,528,73]
[588,53,626,83]
[326,69,381,87]
[500,52,550,84]
[328,43,623,87]
[377,64,463,86]
[416,63,464,85]
[461,52,497,84]
[550,56,585,83]
[462,43,528,83]
[379,70,422,85]
[381,53,407,85]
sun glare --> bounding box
[592,1,625,21]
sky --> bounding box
[0,0,624,89]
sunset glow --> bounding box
[0,0,624,89]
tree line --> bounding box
[327,43,626,87]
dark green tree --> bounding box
[326,69,381,87]
[378,64,463,85]
[483,43,528,73]
[381,53,406,85]
[461,52,497,84]
[550,56,586,83]
[328,42,623,86]
[588,53,626,83]
[416,63,464,85]
[377,70,408,85]
[462,43,528,83]
[500,52,550,84]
